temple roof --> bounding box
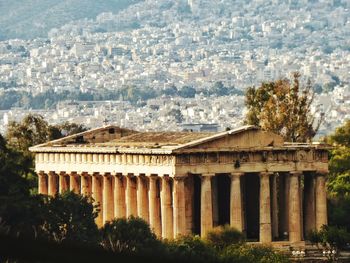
[100,131,214,147]
[29,125,329,154]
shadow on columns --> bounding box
[243,173,260,242]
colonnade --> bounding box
[37,170,328,243]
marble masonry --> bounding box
[30,125,329,243]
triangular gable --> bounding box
[30,125,138,150]
[173,126,284,151]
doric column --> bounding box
[161,175,173,239]
[48,171,58,196]
[173,176,186,238]
[315,171,328,230]
[304,173,316,234]
[259,172,272,243]
[38,172,48,195]
[92,173,103,227]
[81,173,92,196]
[69,172,80,194]
[59,172,69,194]
[137,175,149,223]
[149,175,161,237]
[103,173,114,224]
[201,174,214,237]
[126,174,137,217]
[114,174,126,218]
[271,173,279,240]
[229,172,244,232]
[289,171,302,243]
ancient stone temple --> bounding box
[30,125,329,244]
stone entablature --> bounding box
[30,125,330,244]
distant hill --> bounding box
[0,0,141,40]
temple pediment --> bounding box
[172,126,284,152]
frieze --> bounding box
[278,151,288,162]
[206,153,218,163]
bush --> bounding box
[100,216,162,254]
[206,225,245,250]
[220,244,289,263]
[164,235,218,263]
[307,225,350,249]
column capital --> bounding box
[316,170,328,176]
[173,174,187,181]
[103,172,112,178]
[113,172,123,178]
[201,173,215,178]
[59,171,66,176]
[259,171,274,177]
[146,174,159,180]
[229,172,244,178]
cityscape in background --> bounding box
[0,0,349,138]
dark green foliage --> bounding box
[206,225,245,250]
[327,120,350,147]
[0,134,45,236]
[49,122,87,140]
[6,114,87,154]
[0,84,245,110]
[163,85,178,96]
[179,86,196,98]
[165,235,218,263]
[6,114,49,154]
[325,121,350,230]
[211,81,229,96]
[328,197,350,232]
[40,192,99,245]
[307,225,350,249]
[100,216,162,254]
[220,244,289,263]
[307,229,322,246]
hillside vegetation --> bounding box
[0,0,140,40]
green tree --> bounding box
[220,244,289,263]
[40,191,99,245]
[49,122,87,140]
[0,134,45,236]
[212,81,229,96]
[245,72,322,142]
[179,86,196,98]
[165,235,218,263]
[326,120,350,198]
[308,225,350,250]
[325,120,350,231]
[100,216,162,254]
[206,225,244,250]
[6,114,49,154]
[6,114,88,152]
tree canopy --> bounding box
[6,114,87,155]
[244,73,322,142]
[326,120,350,198]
